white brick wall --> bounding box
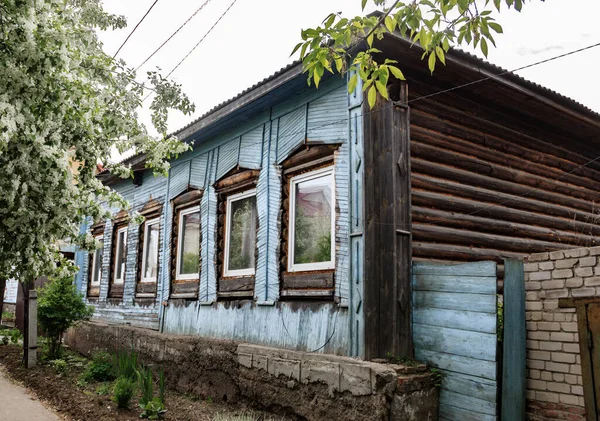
[524,246,600,412]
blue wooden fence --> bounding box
[413,261,498,421]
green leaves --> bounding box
[296,0,521,109]
[348,73,359,94]
[367,85,377,108]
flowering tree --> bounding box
[0,0,195,284]
[294,0,535,107]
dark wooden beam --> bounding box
[363,84,412,360]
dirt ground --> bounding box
[0,344,287,421]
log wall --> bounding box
[409,83,600,263]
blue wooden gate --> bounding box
[413,261,498,421]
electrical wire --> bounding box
[135,0,214,71]
[113,0,161,59]
[142,0,239,103]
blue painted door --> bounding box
[413,261,498,421]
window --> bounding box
[288,167,335,272]
[140,218,159,283]
[224,189,257,277]
[176,206,201,280]
[90,235,104,286]
[113,226,127,284]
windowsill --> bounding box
[280,289,334,298]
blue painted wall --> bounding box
[75,76,365,356]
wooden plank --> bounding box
[413,206,598,247]
[413,241,525,262]
[577,303,597,421]
[413,261,496,277]
[440,369,497,403]
[413,323,496,361]
[412,223,573,254]
[282,272,334,289]
[363,93,412,359]
[441,390,496,416]
[413,274,496,294]
[439,403,496,421]
[413,290,497,313]
[219,277,255,292]
[501,259,525,421]
[413,308,496,334]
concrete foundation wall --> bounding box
[65,322,438,421]
[524,247,600,420]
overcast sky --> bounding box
[97,0,600,142]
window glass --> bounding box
[114,228,127,282]
[142,221,159,281]
[226,194,256,273]
[179,210,200,276]
[292,171,333,267]
[91,237,103,285]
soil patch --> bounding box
[0,345,286,421]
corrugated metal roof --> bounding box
[104,39,600,174]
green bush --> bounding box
[140,397,166,420]
[138,366,154,407]
[10,329,21,344]
[51,359,68,374]
[81,350,115,382]
[1,336,8,345]
[113,376,136,409]
[38,275,93,359]
[115,349,139,380]
[96,382,112,396]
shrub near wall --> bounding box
[524,247,600,421]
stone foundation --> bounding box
[65,322,438,420]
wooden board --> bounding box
[413,261,498,420]
[413,290,496,313]
[501,259,526,421]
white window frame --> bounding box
[90,235,103,286]
[223,189,257,278]
[175,205,201,281]
[287,166,335,273]
[113,226,128,284]
[140,218,160,283]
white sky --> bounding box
[97,0,600,142]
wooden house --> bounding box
[75,33,600,360]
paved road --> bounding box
[0,367,60,421]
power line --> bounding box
[407,41,600,104]
[113,0,161,59]
[142,0,239,103]
[136,0,214,71]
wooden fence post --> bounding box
[502,258,526,420]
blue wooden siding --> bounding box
[76,78,366,355]
[413,261,498,421]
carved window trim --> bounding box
[134,201,163,299]
[280,145,339,298]
[215,168,260,298]
[112,226,128,285]
[108,210,129,299]
[87,223,105,298]
[170,189,203,299]
[175,206,201,281]
[140,218,160,283]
